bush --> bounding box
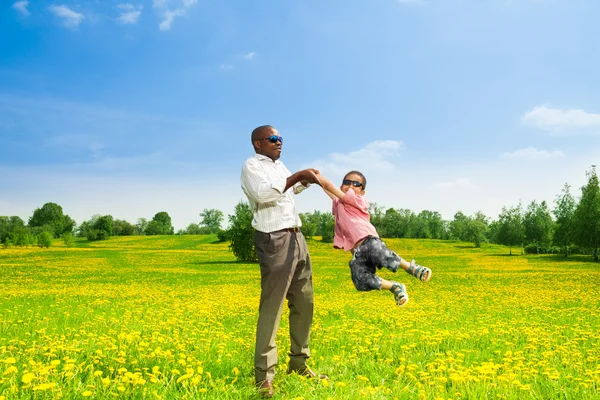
[228,202,257,262]
[62,233,74,247]
[216,229,230,243]
[523,243,560,254]
[36,231,53,248]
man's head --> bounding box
[251,125,283,161]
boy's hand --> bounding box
[299,169,321,186]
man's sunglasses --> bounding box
[258,135,283,144]
[342,179,363,188]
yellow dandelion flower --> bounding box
[82,391,93,397]
[22,372,35,384]
[3,366,17,376]
[34,382,57,391]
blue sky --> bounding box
[2,0,600,230]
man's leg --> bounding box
[286,232,314,371]
[254,231,297,383]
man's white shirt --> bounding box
[241,154,308,233]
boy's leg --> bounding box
[368,238,402,272]
[371,239,431,282]
[349,248,382,291]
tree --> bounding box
[145,212,174,235]
[227,201,257,262]
[135,218,148,235]
[553,183,576,257]
[413,211,431,239]
[573,168,600,261]
[1,216,27,244]
[113,219,135,236]
[368,202,386,235]
[422,210,445,239]
[36,231,53,248]
[497,204,525,255]
[28,202,75,238]
[523,200,554,254]
[466,211,489,248]
[449,211,469,241]
[185,223,203,235]
[94,215,114,240]
[199,209,224,234]
[62,232,74,247]
[299,212,319,239]
[78,215,113,241]
[319,213,335,243]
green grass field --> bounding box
[1,236,599,399]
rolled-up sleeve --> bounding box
[293,182,309,195]
[241,161,286,204]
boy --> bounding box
[317,170,431,306]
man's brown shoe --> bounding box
[256,379,274,398]
[287,366,328,380]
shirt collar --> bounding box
[254,153,280,164]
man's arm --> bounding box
[284,168,321,192]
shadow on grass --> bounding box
[454,245,476,249]
[484,253,598,263]
[190,260,255,266]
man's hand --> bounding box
[300,168,321,186]
[286,168,321,192]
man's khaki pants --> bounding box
[254,230,314,382]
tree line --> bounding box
[3,168,600,260]
[224,168,600,261]
[0,204,227,248]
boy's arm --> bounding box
[318,176,346,201]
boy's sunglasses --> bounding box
[342,179,363,188]
[258,135,283,144]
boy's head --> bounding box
[341,170,366,196]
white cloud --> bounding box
[522,106,600,134]
[244,52,257,60]
[500,146,565,161]
[220,64,234,70]
[432,178,475,189]
[153,0,197,31]
[117,3,143,24]
[308,140,403,177]
[48,5,85,28]
[12,0,30,16]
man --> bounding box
[241,125,325,398]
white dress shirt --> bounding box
[241,154,308,233]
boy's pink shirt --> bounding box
[332,189,378,251]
